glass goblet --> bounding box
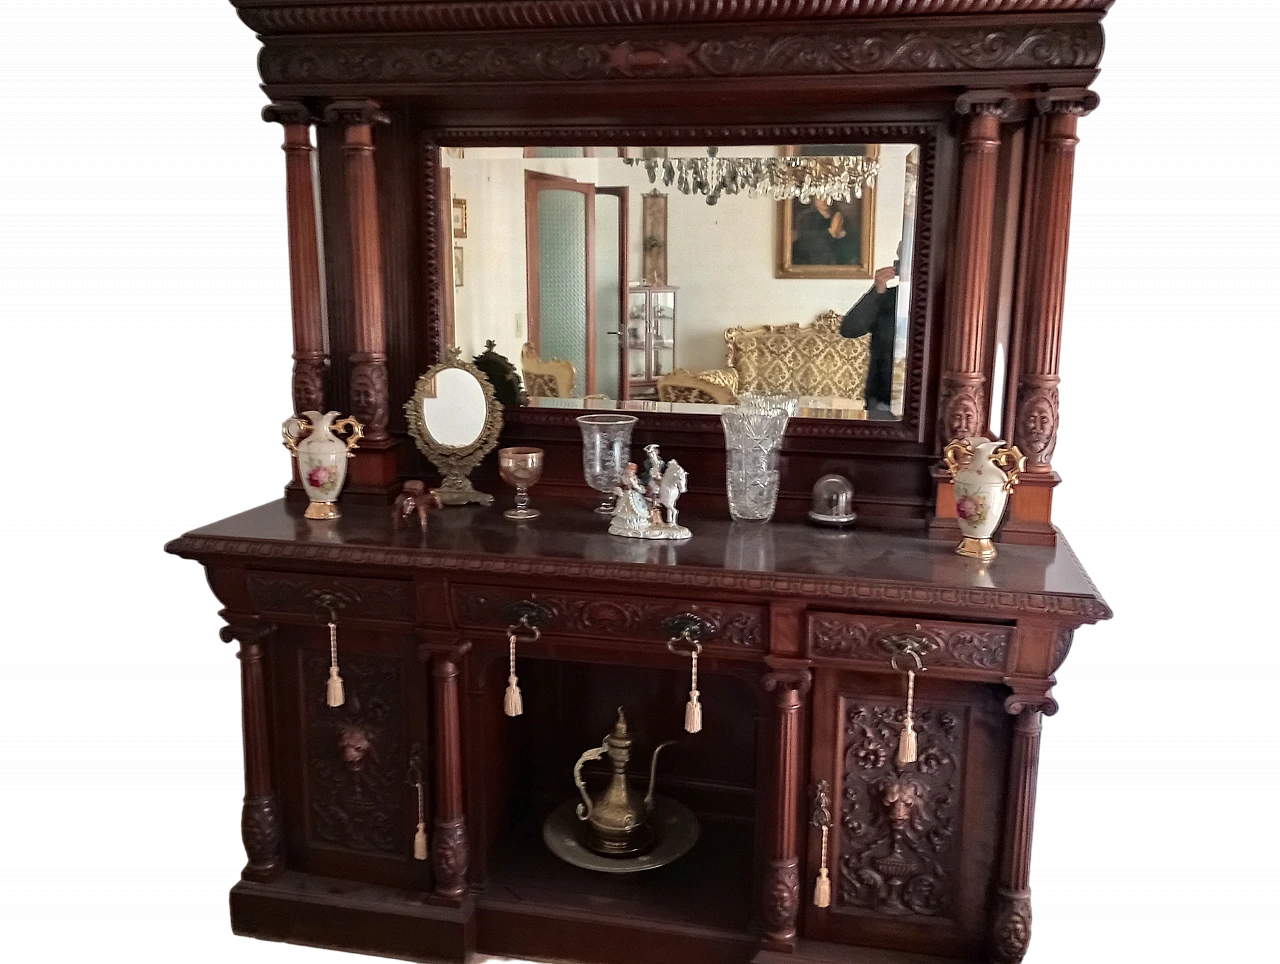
[499,447,544,521]
[576,414,638,514]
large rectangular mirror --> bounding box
[441,144,920,421]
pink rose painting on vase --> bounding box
[955,493,988,526]
[303,460,341,498]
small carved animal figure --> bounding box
[393,481,442,530]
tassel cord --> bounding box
[326,617,345,708]
[670,636,704,734]
[413,779,428,860]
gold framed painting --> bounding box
[776,144,878,280]
[451,197,468,238]
[453,245,464,287]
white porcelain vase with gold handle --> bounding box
[282,411,364,520]
[943,436,1025,561]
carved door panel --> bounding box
[804,668,1009,958]
[270,624,432,890]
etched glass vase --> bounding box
[576,414,638,514]
[720,405,790,522]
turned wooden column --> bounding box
[323,99,391,447]
[263,101,327,416]
[762,667,812,949]
[431,644,471,901]
[991,705,1047,964]
[937,90,1013,446]
[991,88,1098,543]
[930,91,1014,540]
[219,618,283,882]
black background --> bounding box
[5,1,1274,962]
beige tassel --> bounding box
[814,825,831,907]
[413,779,428,860]
[684,643,703,734]
[811,782,833,908]
[504,634,523,717]
[326,619,345,708]
[897,668,918,766]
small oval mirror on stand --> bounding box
[406,347,503,505]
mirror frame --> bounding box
[406,346,504,505]
[422,123,941,446]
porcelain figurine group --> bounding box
[608,443,691,541]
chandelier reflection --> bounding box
[623,149,879,205]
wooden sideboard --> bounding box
[167,498,1108,964]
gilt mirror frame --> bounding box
[421,122,941,447]
[405,346,504,505]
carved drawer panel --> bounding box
[450,584,765,651]
[807,612,1011,675]
[247,571,414,623]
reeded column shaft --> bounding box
[431,650,469,901]
[762,668,811,947]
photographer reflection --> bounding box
[841,249,900,413]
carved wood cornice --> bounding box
[170,534,1112,622]
[258,22,1103,89]
[233,1,1115,38]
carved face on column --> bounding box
[292,360,325,415]
[350,363,389,431]
[945,392,981,442]
[1018,392,1058,463]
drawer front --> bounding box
[247,571,414,623]
[450,584,765,652]
[807,611,1012,675]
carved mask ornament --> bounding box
[338,723,375,771]
[1018,392,1057,460]
[350,364,389,429]
[946,391,980,441]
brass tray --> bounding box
[542,795,700,874]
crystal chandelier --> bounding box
[623,149,879,205]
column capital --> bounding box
[955,89,1016,118]
[763,666,812,700]
[261,100,315,126]
[323,98,390,127]
[1035,88,1100,117]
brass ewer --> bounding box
[574,708,673,857]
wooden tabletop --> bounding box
[167,498,1110,623]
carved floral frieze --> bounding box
[810,615,1010,672]
[259,24,1102,87]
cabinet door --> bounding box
[270,624,432,890]
[805,668,1009,958]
